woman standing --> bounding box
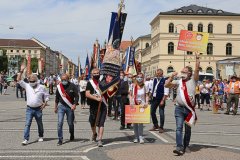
[79,75,87,109]
[129,72,149,144]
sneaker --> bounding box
[139,138,144,144]
[98,140,103,147]
[92,133,97,142]
[159,128,164,133]
[70,134,74,141]
[133,138,138,143]
[38,137,44,142]
[224,112,229,115]
[120,126,125,130]
[57,140,63,146]
[22,139,28,145]
[149,126,159,131]
[173,149,184,156]
[184,146,191,153]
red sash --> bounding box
[180,79,197,126]
[57,83,73,107]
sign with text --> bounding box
[125,105,150,124]
[177,30,209,53]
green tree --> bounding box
[31,57,38,73]
[0,49,8,73]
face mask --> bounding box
[62,80,68,85]
[124,76,128,81]
[120,76,124,80]
[29,82,37,87]
[93,75,100,80]
[128,78,132,83]
[136,77,143,83]
[180,73,188,79]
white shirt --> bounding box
[71,78,78,85]
[144,80,151,93]
[79,80,87,92]
[19,80,49,108]
[200,83,211,94]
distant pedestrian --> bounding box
[79,75,87,109]
[17,63,49,145]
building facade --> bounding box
[140,5,240,78]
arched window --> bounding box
[187,9,193,13]
[168,42,174,54]
[199,67,203,72]
[198,23,203,32]
[145,43,149,48]
[226,43,232,55]
[227,24,232,34]
[197,10,203,14]
[207,43,213,55]
[208,24,213,33]
[188,23,193,31]
[169,23,174,33]
[207,10,213,14]
[206,67,213,73]
[167,66,174,73]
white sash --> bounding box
[179,79,196,126]
[57,83,73,107]
[89,79,108,106]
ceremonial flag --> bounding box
[99,0,127,97]
[85,54,90,80]
[27,54,31,75]
[123,46,137,76]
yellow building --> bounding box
[139,5,240,78]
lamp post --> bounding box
[175,24,186,67]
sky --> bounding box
[0,0,240,65]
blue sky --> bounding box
[0,0,239,65]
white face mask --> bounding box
[29,82,37,87]
[124,76,128,81]
[180,73,188,79]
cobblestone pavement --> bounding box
[0,88,240,159]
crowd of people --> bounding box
[1,53,240,156]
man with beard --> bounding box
[86,68,107,147]
[17,64,49,145]
[165,53,200,155]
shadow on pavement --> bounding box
[190,144,218,152]
[63,138,90,144]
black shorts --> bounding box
[89,102,107,127]
[200,93,210,104]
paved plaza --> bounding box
[0,88,240,160]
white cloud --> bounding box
[0,0,240,65]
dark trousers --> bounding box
[113,95,121,118]
[226,94,239,114]
[195,94,200,107]
[80,91,86,105]
[49,84,54,94]
[108,97,113,116]
[120,95,130,127]
[0,83,2,95]
[151,97,165,129]
[16,85,23,98]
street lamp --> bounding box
[175,24,186,67]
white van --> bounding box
[199,72,214,82]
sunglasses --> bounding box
[29,81,36,83]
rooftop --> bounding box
[0,39,42,48]
[120,41,132,51]
[160,4,240,16]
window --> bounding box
[207,10,213,14]
[29,50,31,53]
[11,50,13,52]
[227,24,232,34]
[217,10,224,14]
[198,23,203,32]
[169,23,174,33]
[187,51,192,55]
[199,67,203,72]
[145,43,150,48]
[187,9,193,13]
[34,50,37,53]
[206,67,213,73]
[226,43,232,55]
[208,24,213,33]
[197,10,203,14]
[167,66,174,73]
[168,42,174,54]
[17,50,19,53]
[207,43,213,55]
[188,23,193,31]
[23,50,25,53]
[177,9,183,13]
